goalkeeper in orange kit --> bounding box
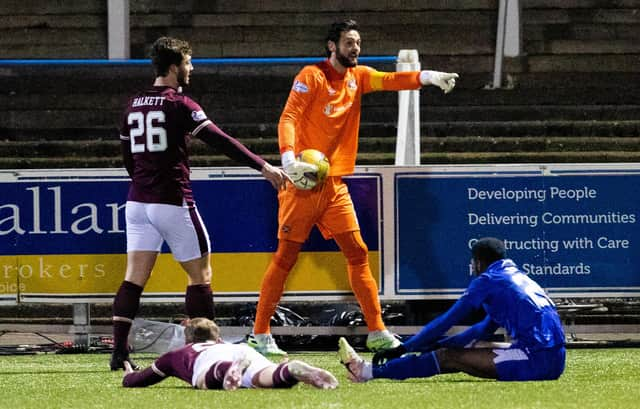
[249,19,459,357]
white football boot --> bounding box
[338,337,373,383]
[247,333,288,358]
[366,329,401,352]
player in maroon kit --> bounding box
[111,37,290,370]
[121,318,338,390]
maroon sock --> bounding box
[112,281,143,354]
[204,361,232,389]
[185,284,215,319]
[272,362,298,388]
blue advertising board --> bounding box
[395,169,640,297]
[0,169,381,302]
[2,165,638,303]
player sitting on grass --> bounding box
[339,237,566,382]
[122,317,338,390]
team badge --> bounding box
[347,79,357,90]
[191,110,207,121]
[292,80,309,93]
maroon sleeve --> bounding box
[180,95,209,134]
[195,121,266,172]
[122,367,165,388]
[180,95,266,171]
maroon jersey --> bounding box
[153,342,203,384]
[120,86,203,206]
[122,341,270,388]
[119,86,265,206]
[122,342,206,387]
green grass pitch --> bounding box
[1,348,639,409]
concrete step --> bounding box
[128,1,499,14]
[364,151,640,165]
[525,23,640,41]
[9,86,640,113]
[0,0,103,14]
[2,105,639,138]
[2,66,638,100]
[208,120,640,139]
[5,0,638,16]
[6,135,640,157]
[3,150,640,170]
[526,40,640,54]
[2,119,639,141]
[364,136,640,153]
[1,135,639,169]
[1,66,638,120]
[3,136,638,156]
[525,7,640,25]
[1,1,639,60]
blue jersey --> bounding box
[403,259,565,352]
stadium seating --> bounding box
[0,1,639,168]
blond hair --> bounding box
[184,317,221,343]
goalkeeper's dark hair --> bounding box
[471,237,507,265]
[325,19,359,57]
[150,36,192,77]
[184,317,220,343]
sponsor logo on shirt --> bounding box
[328,87,336,95]
[191,110,207,121]
[292,80,309,93]
[347,79,357,90]
[323,102,352,116]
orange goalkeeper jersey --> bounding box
[278,59,422,176]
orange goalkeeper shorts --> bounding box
[277,176,360,243]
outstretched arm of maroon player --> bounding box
[122,361,166,388]
[194,120,265,171]
[195,121,289,190]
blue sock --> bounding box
[373,351,441,380]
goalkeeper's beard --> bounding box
[336,50,358,68]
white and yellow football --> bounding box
[293,149,330,190]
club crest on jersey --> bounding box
[323,104,333,116]
[347,79,357,90]
[191,110,207,121]
[292,80,309,93]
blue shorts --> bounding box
[494,345,565,381]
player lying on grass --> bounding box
[122,318,338,390]
[339,237,566,382]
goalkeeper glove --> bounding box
[281,150,318,182]
[372,343,407,366]
[420,70,459,94]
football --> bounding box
[292,149,330,190]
